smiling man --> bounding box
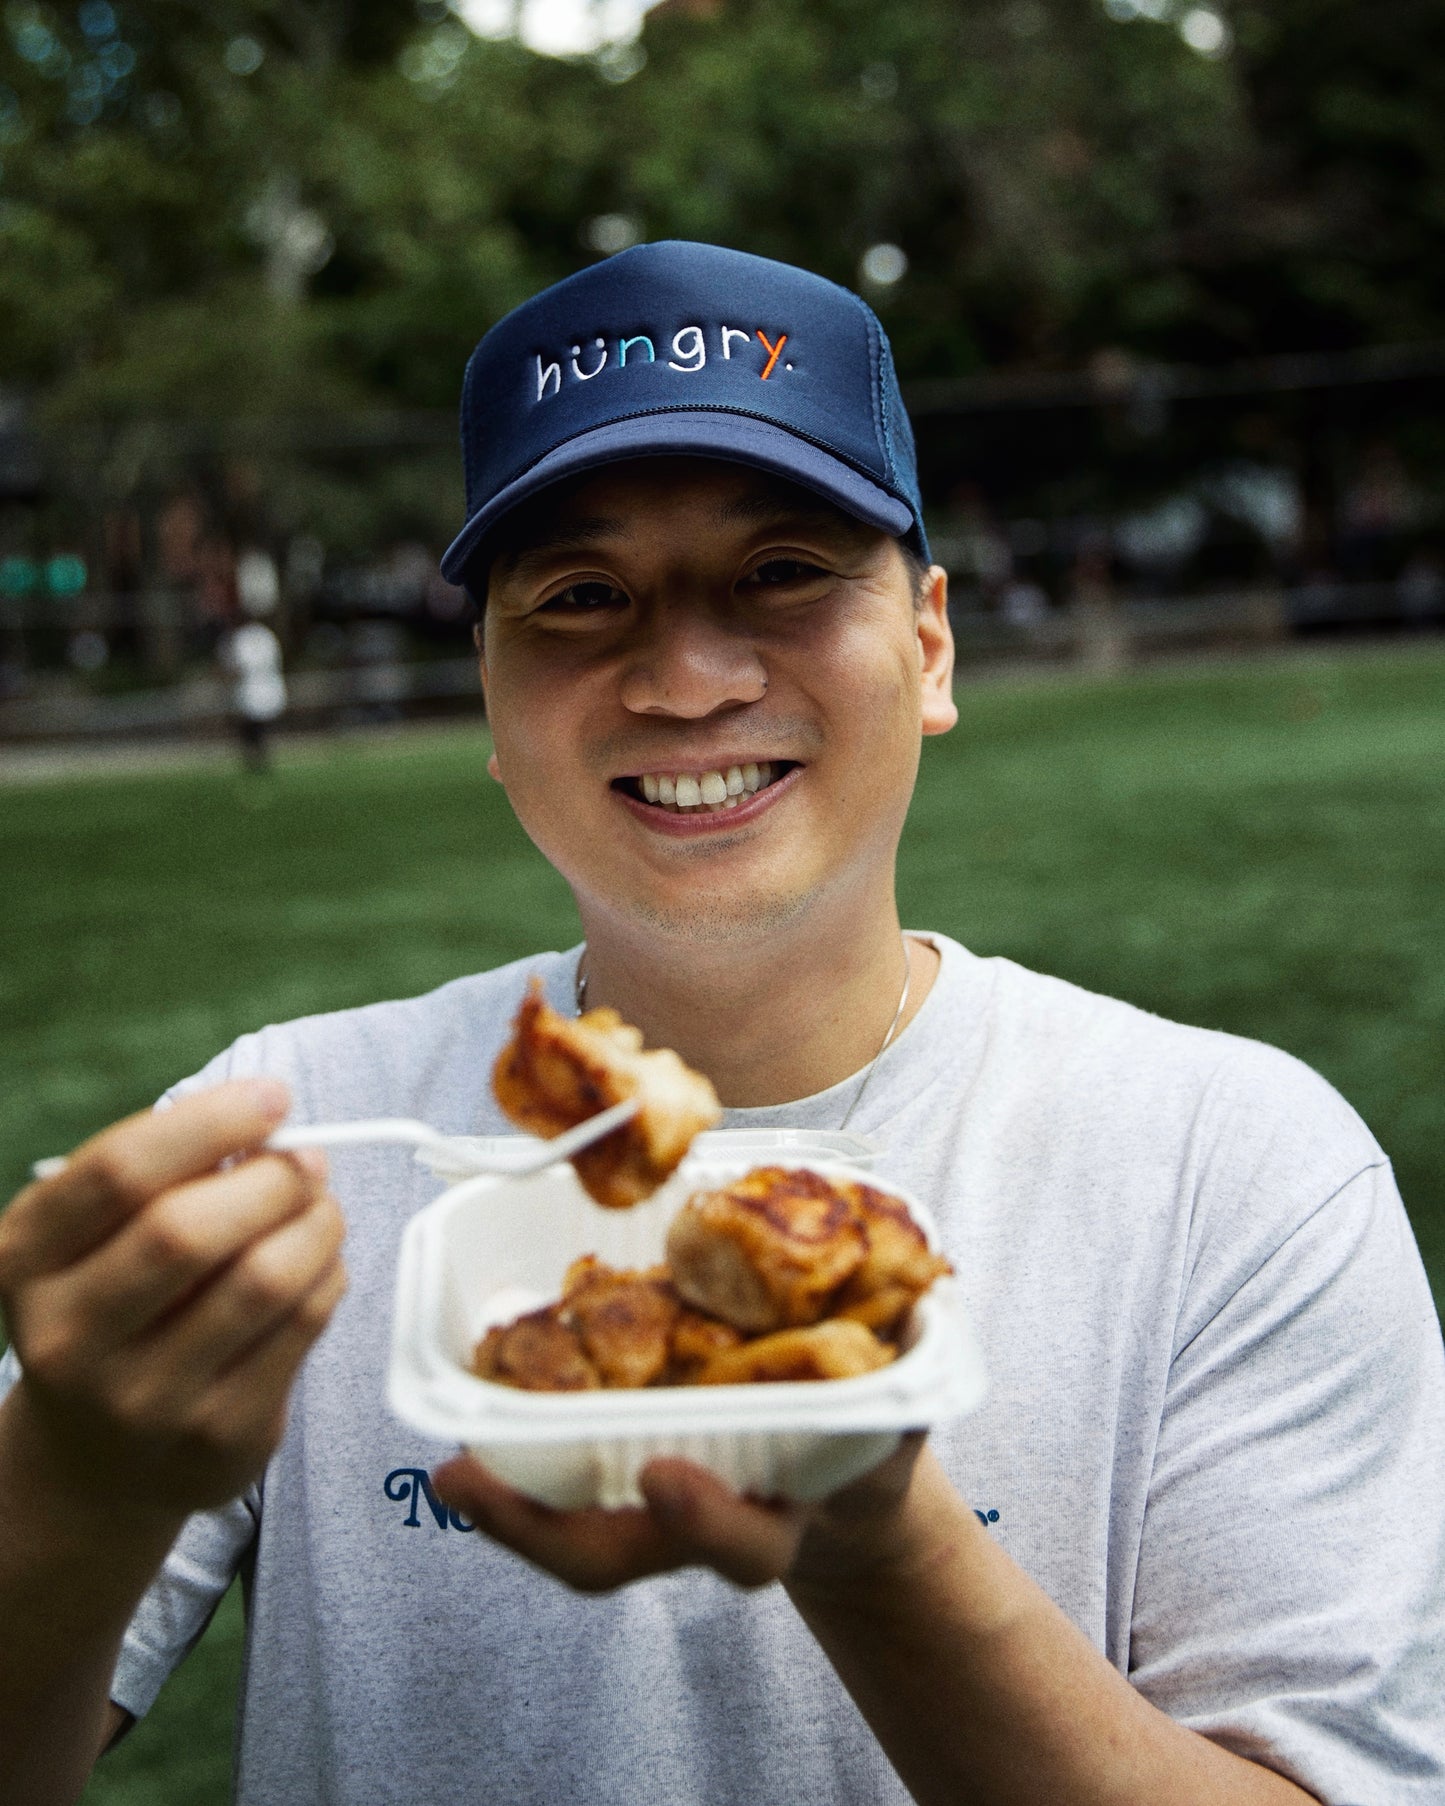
[475,456,955,1109]
[2,243,1443,1806]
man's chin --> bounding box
[589,880,819,949]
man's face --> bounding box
[479,458,956,945]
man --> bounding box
[1,242,1442,1806]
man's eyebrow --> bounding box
[712,487,866,536]
[492,488,866,581]
[494,515,628,576]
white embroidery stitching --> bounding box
[531,325,790,400]
[667,325,706,371]
[570,338,608,380]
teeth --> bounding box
[632,763,787,811]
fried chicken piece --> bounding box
[831,1182,954,1337]
[477,1262,744,1392]
[692,1319,895,1386]
[559,1256,679,1389]
[665,1304,745,1382]
[665,1166,870,1334]
[472,1305,600,1391]
[471,1165,950,1393]
[493,980,721,1209]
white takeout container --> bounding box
[388,1153,986,1509]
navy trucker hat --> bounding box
[440,239,929,586]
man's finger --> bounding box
[433,1454,805,1593]
[640,1458,805,1587]
[0,1079,292,1283]
[203,1257,349,1431]
[63,1150,328,1350]
[118,1260,352,1505]
[119,1187,346,1396]
[433,1456,676,1591]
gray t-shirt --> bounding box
[7,936,1444,1803]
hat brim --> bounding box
[439,411,919,586]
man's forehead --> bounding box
[490,460,878,575]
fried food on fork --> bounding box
[493,980,721,1209]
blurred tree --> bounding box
[1,0,1443,556]
[1229,0,1445,351]
[609,0,1255,371]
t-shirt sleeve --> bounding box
[109,1491,258,1719]
[1129,1157,1445,1802]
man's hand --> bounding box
[0,1078,347,1518]
[0,1080,347,1806]
[431,1431,928,1594]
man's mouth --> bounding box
[612,761,796,814]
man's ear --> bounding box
[486,750,502,782]
[918,565,958,736]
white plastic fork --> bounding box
[30,1098,640,1186]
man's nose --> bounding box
[617,603,768,718]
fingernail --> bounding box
[293,1146,328,1181]
[245,1078,291,1117]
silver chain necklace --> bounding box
[572,933,913,1133]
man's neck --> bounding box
[573,899,939,1109]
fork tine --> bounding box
[502,1097,640,1175]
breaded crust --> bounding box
[665,1304,745,1382]
[692,1319,895,1386]
[472,1259,735,1391]
[560,1256,679,1389]
[831,1182,954,1335]
[665,1166,870,1333]
[473,1306,600,1391]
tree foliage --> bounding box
[0,0,1441,539]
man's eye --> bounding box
[746,559,827,589]
[538,580,627,614]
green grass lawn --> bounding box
[1,642,1442,1803]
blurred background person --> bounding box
[221,547,286,774]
